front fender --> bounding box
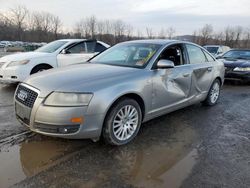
[86,77,153,119]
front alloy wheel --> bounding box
[103,98,142,145]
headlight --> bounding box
[7,60,30,67]
[44,92,93,106]
[233,67,250,72]
[0,62,5,68]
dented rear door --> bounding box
[185,44,214,97]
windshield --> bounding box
[222,50,250,60]
[35,40,68,53]
[90,43,161,68]
[205,47,219,54]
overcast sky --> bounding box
[0,0,250,35]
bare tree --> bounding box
[9,5,29,40]
[86,16,97,38]
[200,24,213,45]
[125,24,134,39]
[51,15,62,39]
[146,27,154,39]
[166,27,176,39]
[158,28,166,39]
[224,26,237,47]
[213,31,224,45]
[243,28,250,48]
[113,20,126,42]
[235,26,243,48]
[75,18,90,38]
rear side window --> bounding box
[68,42,86,54]
[95,43,107,53]
[67,41,96,54]
[85,41,96,53]
[203,50,215,62]
[186,44,207,64]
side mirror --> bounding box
[157,59,175,69]
[61,49,69,54]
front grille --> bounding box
[15,85,38,108]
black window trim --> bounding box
[61,39,97,54]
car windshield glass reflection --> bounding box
[223,50,250,60]
[35,41,67,53]
[90,43,161,68]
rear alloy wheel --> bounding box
[203,79,221,106]
[102,98,142,145]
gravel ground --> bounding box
[0,82,249,188]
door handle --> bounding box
[207,67,213,72]
[183,73,190,77]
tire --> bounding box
[203,79,221,106]
[102,98,142,145]
[30,64,52,74]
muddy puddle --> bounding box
[113,125,199,188]
[0,135,86,188]
[44,118,201,188]
[0,114,201,188]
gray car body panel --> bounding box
[15,40,225,140]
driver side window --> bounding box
[158,45,185,66]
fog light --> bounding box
[59,128,69,133]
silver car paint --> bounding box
[15,40,225,140]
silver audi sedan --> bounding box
[14,40,225,145]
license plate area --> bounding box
[15,102,31,125]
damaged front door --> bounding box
[151,44,192,115]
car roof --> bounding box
[56,39,110,47]
[57,39,89,42]
[204,45,228,47]
[122,39,181,45]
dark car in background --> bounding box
[217,49,250,82]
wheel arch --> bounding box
[30,63,54,74]
[103,92,146,124]
[215,76,223,86]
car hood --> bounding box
[0,52,53,62]
[221,59,250,68]
[24,63,140,97]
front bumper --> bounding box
[225,69,250,82]
[0,66,29,84]
[15,84,105,140]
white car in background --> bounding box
[0,39,110,84]
[203,45,230,57]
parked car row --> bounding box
[10,39,225,145]
[0,40,46,48]
[0,40,46,53]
